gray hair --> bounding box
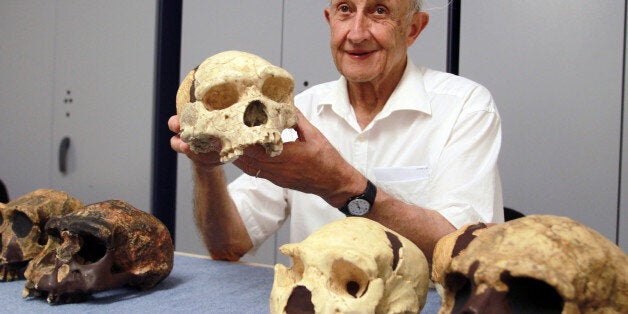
[410,0,423,13]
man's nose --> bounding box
[347,14,370,44]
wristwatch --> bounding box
[339,180,377,216]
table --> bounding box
[0,252,442,313]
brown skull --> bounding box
[0,189,83,281]
[440,215,628,314]
[23,200,174,304]
[176,50,298,162]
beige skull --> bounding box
[0,189,83,281]
[271,217,429,314]
[176,50,298,162]
[23,200,174,304]
[440,215,628,313]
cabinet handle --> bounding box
[59,136,71,174]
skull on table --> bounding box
[177,50,298,162]
[439,215,628,313]
[431,222,490,298]
[23,200,174,304]
[0,189,83,281]
[271,217,430,314]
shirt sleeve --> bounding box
[228,174,288,248]
[427,85,504,228]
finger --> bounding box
[168,115,181,133]
[170,136,182,153]
[170,135,190,154]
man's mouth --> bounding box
[347,50,373,58]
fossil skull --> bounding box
[271,217,429,314]
[23,200,174,304]
[0,189,83,281]
[431,222,490,298]
[177,50,298,162]
[439,215,628,313]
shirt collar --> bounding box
[316,58,432,117]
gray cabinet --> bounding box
[459,1,625,249]
[0,1,156,211]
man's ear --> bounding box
[407,12,429,47]
[324,7,331,25]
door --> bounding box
[51,0,157,210]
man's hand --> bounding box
[168,115,223,171]
[233,110,365,208]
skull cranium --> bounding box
[23,200,174,304]
[176,50,298,162]
[439,215,628,313]
[0,189,83,281]
[270,217,430,313]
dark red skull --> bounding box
[23,200,174,304]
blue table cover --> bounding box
[0,252,442,313]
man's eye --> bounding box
[339,4,350,13]
[375,7,387,15]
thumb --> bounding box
[292,109,315,142]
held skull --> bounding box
[440,215,628,313]
[23,200,174,304]
[176,50,298,162]
[271,217,430,314]
[0,189,83,281]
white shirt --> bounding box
[229,58,503,248]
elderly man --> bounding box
[169,0,503,262]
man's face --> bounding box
[325,0,426,85]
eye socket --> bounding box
[505,276,563,313]
[330,259,369,298]
[11,211,34,238]
[76,233,107,264]
[447,273,472,313]
[285,285,314,314]
[262,76,293,103]
[202,82,239,110]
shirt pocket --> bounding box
[374,166,431,205]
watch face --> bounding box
[348,199,370,216]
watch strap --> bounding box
[339,180,377,216]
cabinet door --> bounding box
[0,1,56,198]
[621,25,628,252]
[51,0,157,210]
[175,0,284,264]
[459,1,624,242]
